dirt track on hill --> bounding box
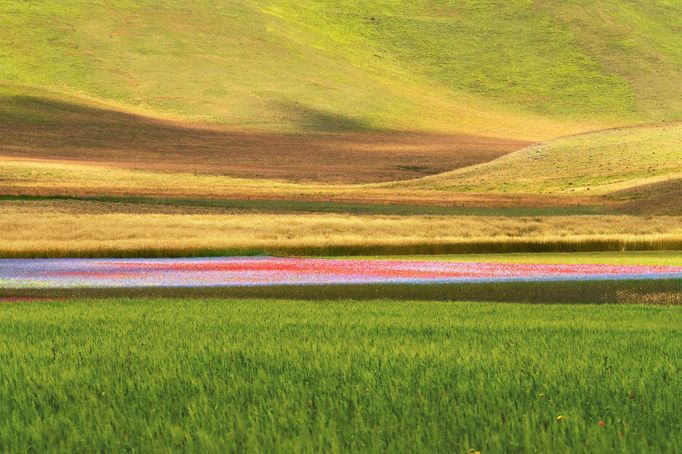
[0,96,529,183]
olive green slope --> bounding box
[1,1,680,138]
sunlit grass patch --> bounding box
[400,123,682,194]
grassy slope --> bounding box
[1,1,681,138]
[6,118,679,204]
[0,154,593,206]
[0,299,680,452]
[398,123,682,194]
[1,120,679,214]
[1,98,678,202]
[0,195,602,216]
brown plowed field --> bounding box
[1,96,529,184]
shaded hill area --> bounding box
[0,86,527,183]
[612,179,682,216]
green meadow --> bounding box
[2,1,681,137]
[0,299,680,453]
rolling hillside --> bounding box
[1,0,680,212]
[2,1,681,139]
[395,123,682,194]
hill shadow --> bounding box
[0,93,527,183]
[270,100,374,132]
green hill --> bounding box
[2,1,681,139]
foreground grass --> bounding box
[0,299,679,452]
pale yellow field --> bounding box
[2,200,681,257]
[0,157,586,207]
[398,123,682,194]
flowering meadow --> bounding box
[2,257,682,289]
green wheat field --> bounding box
[1,299,680,453]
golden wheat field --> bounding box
[3,200,682,257]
